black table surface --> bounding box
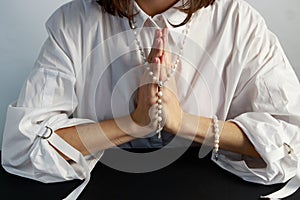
[0,148,299,200]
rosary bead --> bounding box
[158,132,162,139]
[213,148,219,154]
[157,116,163,122]
[158,104,163,110]
[158,91,163,97]
[158,81,164,88]
[214,139,220,144]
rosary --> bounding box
[132,13,196,138]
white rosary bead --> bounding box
[170,70,175,77]
[158,91,163,97]
[149,71,154,76]
[213,116,218,122]
[158,132,162,139]
[158,99,162,104]
[158,104,163,110]
[158,81,164,88]
[214,142,219,148]
[157,116,163,122]
[153,76,157,81]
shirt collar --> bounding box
[123,0,189,46]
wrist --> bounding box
[126,112,156,137]
[176,113,211,143]
[164,110,183,134]
[111,115,138,137]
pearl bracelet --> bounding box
[212,115,220,161]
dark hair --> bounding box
[96,0,215,27]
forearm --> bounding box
[218,120,260,158]
[177,113,260,158]
[55,116,139,160]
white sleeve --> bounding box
[213,1,300,199]
[1,4,102,185]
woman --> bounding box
[2,0,300,199]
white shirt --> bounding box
[2,0,300,199]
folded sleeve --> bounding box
[213,0,300,190]
[1,5,102,184]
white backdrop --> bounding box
[0,0,70,149]
[0,0,300,149]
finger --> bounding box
[152,57,161,83]
[161,28,171,68]
[153,29,162,48]
[162,28,171,63]
[138,65,157,107]
[147,59,160,106]
[140,64,151,86]
[161,28,172,79]
[162,28,169,52]
[140,62,154,91]
[148,30,163,63]
[160,54,168,81]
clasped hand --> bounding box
[131,28,183,135]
